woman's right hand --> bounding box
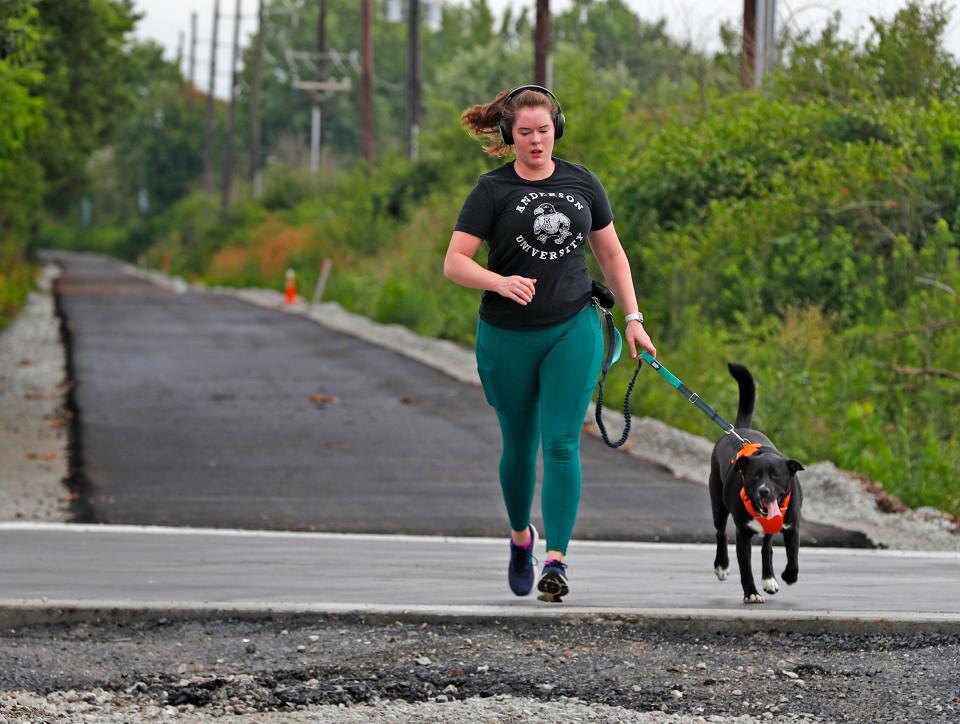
[494,275,537,305]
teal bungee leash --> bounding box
[636,350,751,447]
[593,293,751,449]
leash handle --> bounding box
[595,360,641,448]
[639,350,680,388]
[594,304,638,448]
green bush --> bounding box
[260,165,316,212]
[0,245,34,331]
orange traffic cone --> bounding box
[284,268,297,305]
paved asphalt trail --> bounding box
[53,253,861,545]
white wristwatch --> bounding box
[624,311,644,324]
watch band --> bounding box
[624,311,644,324]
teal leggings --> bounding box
[476,304,603,555]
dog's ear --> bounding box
[734,456,751,474]
[787,459,805,475]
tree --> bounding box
[866,1,960,99]
[777,1,960,102]
[31,0,140,209]
[234,0,510,170]
[105,42,207,218]
[0,0,45,259]
[0,0,44,183]
[552,0,704,101]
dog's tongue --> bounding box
[766,499,782,520]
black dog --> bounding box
[710,363,804,604]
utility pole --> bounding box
[221,0,242,217]
[742,0,776,89]
[741,0,756,89]
[289,1,349,173]
[177,30,184,74]
[534,0,550,87]
[360,0,374,162]
[202,0,220,193]
[406,0,421,161]
[189,11,198,86]
[311,0,328,173]
[754,0,777,88]
[250,0,265,193]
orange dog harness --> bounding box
[733,442,791,534]
[732,442,764,465]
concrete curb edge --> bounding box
[3,600,960,635]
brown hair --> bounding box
[460,88,560,157]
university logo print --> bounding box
[532,203,572,245]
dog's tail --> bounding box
[727,363,755,429]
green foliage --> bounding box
[31,0,140,209]
[554,0,705,100]
[260,165,318,212]
[0,20,43,183]
[0,0,45,314]
[865,1,960,99]
[0,0,44,186]
[599,87,960,512]
[778,1,960,102]
[376,274,438,329]
[235,0,712,173]
[111,45,206,214]
[0,244,35,331]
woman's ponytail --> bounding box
[460,89,512,157]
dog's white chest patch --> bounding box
[747,519,764,535]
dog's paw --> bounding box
[781,567,799,585]
[714,566,729,581]
[762,577,780,594]
[743,593,765,604]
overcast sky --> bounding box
[132,0,960,98]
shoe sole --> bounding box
[537,573,569,603]
[509,576,536,596]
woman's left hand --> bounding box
[626,320,656,360]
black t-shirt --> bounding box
[454,157,614,329]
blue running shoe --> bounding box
[508,525,538,596]
[537,559,569,603]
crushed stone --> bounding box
[0,264,70,523]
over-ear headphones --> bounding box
[498,84,565,146]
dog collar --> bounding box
[732,442,763,465]
[740,487,792,535]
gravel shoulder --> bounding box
[1,614,957,723]
[0,264,70,524]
